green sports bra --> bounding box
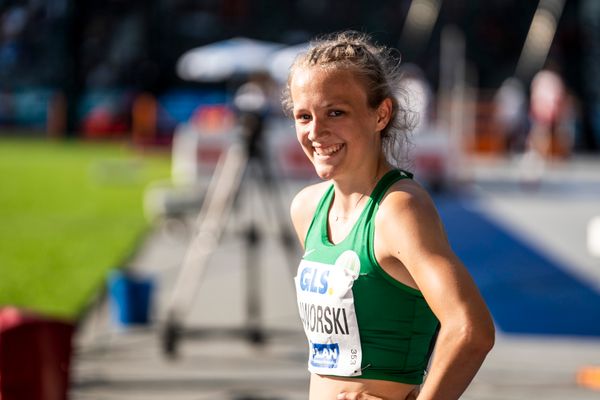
[299,169,439,384]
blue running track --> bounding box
[435,195,600,337]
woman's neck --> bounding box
[331,158,391,214]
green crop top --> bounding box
[296,169,439,384]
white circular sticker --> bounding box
[334,250,361,278]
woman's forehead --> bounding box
[290,66,366,93]
[289,71,371,112]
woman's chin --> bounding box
[313,165,336,181]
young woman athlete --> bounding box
[284,31,495,400]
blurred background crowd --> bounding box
[0,0,597,161]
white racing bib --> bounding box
[294,250,362,376]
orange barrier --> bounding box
[132,92,158,143]
[577,366,600,391]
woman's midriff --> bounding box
[309,374,417,400]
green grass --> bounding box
[0,138,171,320]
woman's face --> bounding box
[289,66,390,180]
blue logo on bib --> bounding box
[299,266,330,294]
[310,342,339,368]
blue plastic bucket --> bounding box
[108,270,154,325]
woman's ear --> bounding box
[375,98,393,131]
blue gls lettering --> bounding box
[300,267,329,294]
[319,270,329,294]
[300,267,311,291]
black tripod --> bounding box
[160,109,299,358]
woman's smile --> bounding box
[314,143,345,157]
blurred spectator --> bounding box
[398,63,434,136]
[398,64,451,192]
[528,69,574,159]
[0,89,14,126]
[520,69,577,186]
[0,5,27,71]
[494,77,529,153]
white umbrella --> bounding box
[267,42,309,84]
[176,37,284,82]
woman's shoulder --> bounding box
[290,180,331,237]
[290,180,331,219]
[375,176,447,255]
[377,177,438,221]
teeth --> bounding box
[315,144,343,156]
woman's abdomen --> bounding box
[309,374,416,400]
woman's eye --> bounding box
[296,114,311,121]
[329,110,344,117]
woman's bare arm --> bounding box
[376,184,495,400]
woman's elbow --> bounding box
[451,318,495,356]
[466,319,495,355]
[477,322,495,354]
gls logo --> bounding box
[299,266,330,294]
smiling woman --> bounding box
[288,67,388,183]
[283,31,494,400]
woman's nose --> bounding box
[307,118,326,141]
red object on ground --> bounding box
[0,307,74,400]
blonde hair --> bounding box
[282,31,415,167]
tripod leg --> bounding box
[244,222,264,344]
[161,142,248,357]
